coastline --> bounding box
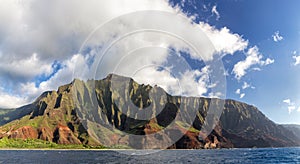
[1,147,299,151]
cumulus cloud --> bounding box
[0,53,53,81]
[235,81,255,99]
[211,5,220,20]
[283,99,300,114]
[0,87,28,108]
[242,82,250,89]
[293,55,300,66]
[0,0,249,108]
[177,67,211,97]
[239,93,245,99]
[261,58,275,66]
[242,81,255,89]
[0,0,175,60]
[272,31,283,42]
[110,50,212,97]
[283,99,291,104]
[252,67,261,71]
[3,54,90,107]
[232,46,274,80]
[0,53,90,108]
[198,22,248,56]
[235,88,245,99]
[235,89,241,94]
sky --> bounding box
[0,0,300,124]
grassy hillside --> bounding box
[0,74,299,149]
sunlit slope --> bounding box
[0,74,299,148]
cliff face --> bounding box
[0,84,98,145]
[282,124,300,141]
[221,100,300,147]
[0,74,299,148]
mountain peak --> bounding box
[0,74,299,149]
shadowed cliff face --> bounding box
[0,84,98,145]
[72,74,228,149]
[283,125,300,141]
[0,74,299,148]
[221,100,300,147]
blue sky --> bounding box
[169,0,300,124]
[0,0,300,124]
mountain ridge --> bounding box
[0,74,299,149]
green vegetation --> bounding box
[0,137,106,149]
[0,108,16,125]
[108,144,131,149]
[176,121,200,133]
[148,121,164,130]
[0,115,43,131]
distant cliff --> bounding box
[0,74,299,149]
[282,124,300,142]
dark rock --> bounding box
[0,74,299,148]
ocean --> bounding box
[0,148,299,164]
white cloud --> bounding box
[0,0,175,60]
[252,67,262,71]
[242,81,255,89]
[232,46,274,80]
[178,67,210,97]
[0,54,89,108]
[240,93,245,99]
[242,82,250,89]
[203,4,208,11]
[198,22,248,56]
[180,0,186,7]
[223,69,229,76]
[235,88,246,99]
[282,98,299,114]
[211,5,220,20]
[0,87,29,108]
[235,81,255,99]
[208,92,223,98]
[0,0,250,108]
[132,65,211,97]
[232,47,261,80]
[0,53,53,81]
[283,99,291,104]
[293,55,300,66]
[261,58,275,65]
[272,31,283,42]
[288,106,296,114]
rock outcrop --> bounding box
[9,126,38,140]
[53,125,81,144]
[0,74,299,148]
[220,100,300,147]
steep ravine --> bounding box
[0,74,299,149]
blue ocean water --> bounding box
[0,148,299,164]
